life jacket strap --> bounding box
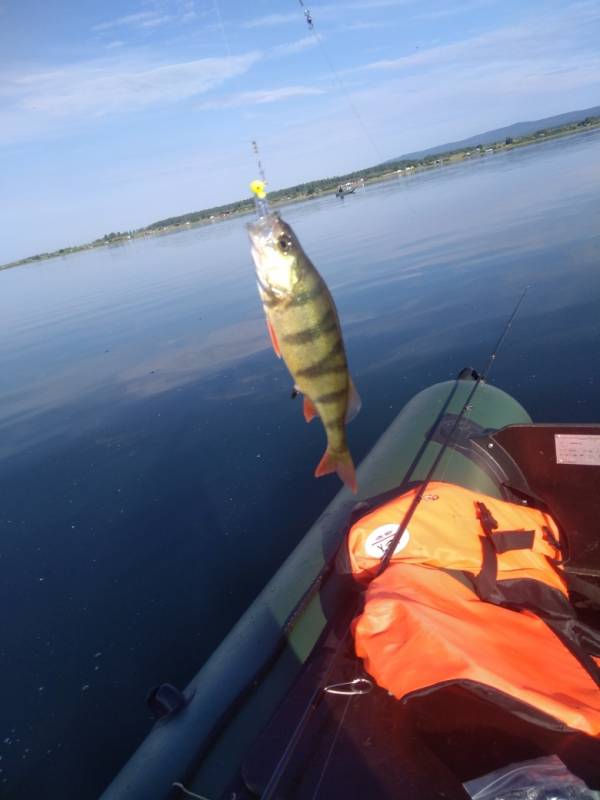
[489,529,535,553]
[470,504,600,686]
[471,501,537,603]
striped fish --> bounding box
[247,212,360,492]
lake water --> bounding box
[1,130,599,797]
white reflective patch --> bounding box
[364,524,410,558]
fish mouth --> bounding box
[249,243,265,278]
[248,227,273,285]
[250,239,280,290]
[247,213,280,269]
[247,212,281,247]
[247,213,294,294]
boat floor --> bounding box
[231,604,600,799]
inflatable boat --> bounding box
[102,369,600,800]
[335,185,356,198]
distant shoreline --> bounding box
[2,116,599,272]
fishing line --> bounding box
[309,675,356,800]
[212,0,397,212]
[293,0,425,222]
[295,0,385,164]
[251,139,267,186]
[377,285,531,575]
[211,0,233,60]
[432,284,532,489]
[259,620,357,800]
[171,782,212,800]
[211,0,270,212]
[481,284,531,380]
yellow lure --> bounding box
[250,179,267,200]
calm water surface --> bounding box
[1,131,599,797]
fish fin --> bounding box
[265,317,282,359]
[315,448,357,494]
[345,378,362,423]
[303,395,319,423]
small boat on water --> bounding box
[103,368,600,800]
[335,183,357,198]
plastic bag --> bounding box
[463,755,600,800]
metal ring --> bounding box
[323,678,373,695]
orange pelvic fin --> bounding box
[265,317,281,358]
[303,395,318,423]
[315,448,357,494]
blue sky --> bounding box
[1,0,599,262]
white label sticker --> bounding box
[555,434,600,466]
[364,524,410,558]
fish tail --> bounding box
[315,447,357,494]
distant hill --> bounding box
[393,105,600,161]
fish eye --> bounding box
[277,234,292,253]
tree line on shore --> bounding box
[4,114,599,270]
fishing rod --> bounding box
[260,285,531,799]
[378,284,530,574]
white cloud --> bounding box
[358,10,600,76]
[326,12,600,163]
[337,20,394,31]
[414,0,495,20]
[0,21,320,146]
[346,0,413,8]
[197,85,326,110]
[242,12,299,29]
[92,0,198,32]
[93,10,172,32]
[0,51,261,137]
[270,36,318,58]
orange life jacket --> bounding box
[347,481,600,736]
